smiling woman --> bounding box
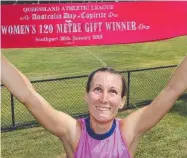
[1,54,187,158]
[85,68,126,127]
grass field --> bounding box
[1,36,187,158]
[1,101,187,158]
[2,36,187,79]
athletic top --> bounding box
[73,117,131,158]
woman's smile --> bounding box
[95,105,111,111]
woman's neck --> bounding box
[89,115,114,134]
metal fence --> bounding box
[2,65,187,132]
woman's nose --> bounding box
[100,92,108,103]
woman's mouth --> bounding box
[95,106,111,111]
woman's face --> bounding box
[85,71,126,123]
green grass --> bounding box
[2,36,187,79]
[1,66,177,128]
[2,101,187,158]
[1,127,63,158]
[136,100,187,158]
[1,36,187,157]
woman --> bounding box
[1,54,187,158]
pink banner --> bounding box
[1,2,187,48]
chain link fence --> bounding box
[2,65,187,131]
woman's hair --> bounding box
[86,67,127,98]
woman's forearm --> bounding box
[167,56,187,94]
[1,54,35,104]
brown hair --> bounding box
[86,67,127,98]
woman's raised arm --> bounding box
[123,56,187,139]
[1,54,79,141]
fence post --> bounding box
[10,93,15,128]
[126,71,131,107]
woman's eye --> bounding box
[94,87,102,92]
[110,90,117,94]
